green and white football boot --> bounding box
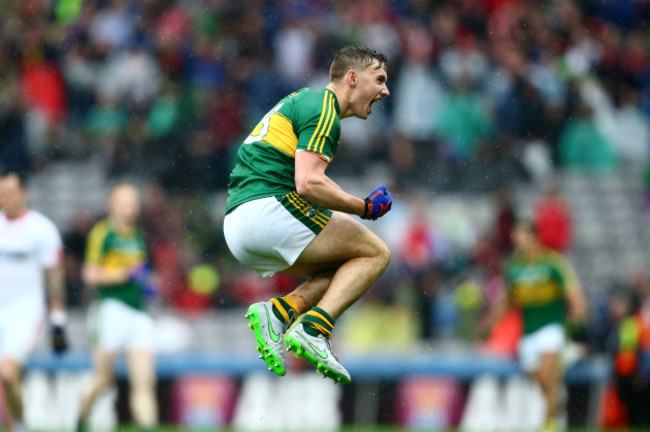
[285,323,351,384]
[245,301,289,376]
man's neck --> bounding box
[326,82,350,119]
[522,246,543,261]
[110,218,134,232]
[4,207,28,220]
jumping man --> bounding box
[224,45,393,384]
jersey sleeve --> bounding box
[296,91,339,161]
[38,218,63,268]
[85,222,108,266]
[550,253,579,292]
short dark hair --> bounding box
[0,170,28,189]
[329,45,388,82]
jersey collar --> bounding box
[324,88,341,115]
[3,209,29,220]
[108,218,136,236]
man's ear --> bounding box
[345,69,357,87]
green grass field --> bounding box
[27,425,650,432]
[84,427,646,432]
[14,425,650,432]
[0,421,640,431]
[155,429,627,432]
[125,428,643,432]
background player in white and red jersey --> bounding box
[0,171,68,432]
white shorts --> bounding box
[88,299,156,352]
[0,300,44,363]
[224,197,320,277]
[518,323,566,372]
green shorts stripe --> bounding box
[277,192,332,235]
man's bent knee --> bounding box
[374,240,391,272]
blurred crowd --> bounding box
[4,0,650,183]
[3,0,650,360]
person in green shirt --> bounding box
[483,221,587,432]
[224,45,393,384]
[77,183,157,432]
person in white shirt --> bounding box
[0,171,68,432]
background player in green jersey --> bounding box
[483,221,588,432]
[224,46,392,383]
[77,183,158,432]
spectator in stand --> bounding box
[90,0,135,51]
[392,23,442,144]
[610,274,650,428]
[0,44,29,173]
[492,186,515,256]
[21,29,67,163]
[599,285,635,429]
[559,102,618,171]
[436,74,494,161]
[607,77,650,165]
[61,212,94,307]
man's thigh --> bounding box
[537,352,561,377]
[224,197,318,277]
[283,211,388,276]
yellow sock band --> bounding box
[284,296,300,315]
[309,310,333,328]
[269,298,291,323]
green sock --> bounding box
[302,307,335,338]
[76,418,88,432]
[270,296,297,325]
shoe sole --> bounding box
[245,304,286,376]
[285,333,351,384]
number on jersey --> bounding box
[244,103,284,144]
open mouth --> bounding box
[368,97,382,114]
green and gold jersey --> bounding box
[84,219,148,311]
[225,88,341,234]
[505,249,576,335]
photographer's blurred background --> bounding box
[4,0,650,430]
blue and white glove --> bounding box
[362,185,393,220]
[129,264,157,299]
